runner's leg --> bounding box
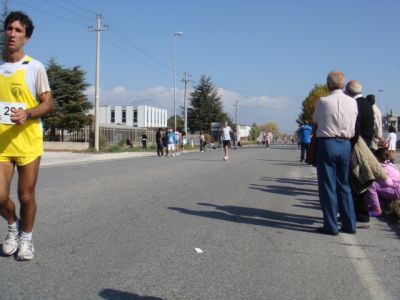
[17,158,41,233]
[0,161,17,224]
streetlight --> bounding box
[173,31,183,132]
[378,89,383,108]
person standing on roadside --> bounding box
[386,126,397,163]
[156,128,163,157]
[220,121,233,161]
[199,130,205,152]
[0,11,54,260]
[298,121,312,162]
[313,71,358,235]
[365,94,383,151]
[141,131,147,149]
[345,80,375,229]
[167,128,176,157]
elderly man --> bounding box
[313,71,358,235]
[345,80,375,228]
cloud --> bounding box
[85,85,297,133]
[217,88,289,114]
[85,85,178,109]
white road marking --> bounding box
[341,234,392,300]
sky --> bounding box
[8,0,400,134]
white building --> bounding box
[236,125,251,139]
[96,105,168,128]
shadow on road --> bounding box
[168,203,322,233]
[249,175,318,197]
[293,198,321,211]
[260,176,317,185]
[249,183,317,197]
[99,289,164,300]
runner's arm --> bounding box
[11,91,54,124]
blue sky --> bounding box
[9,0,400,133]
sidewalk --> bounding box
[41,151,154,166]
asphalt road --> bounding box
[1,145,399,299]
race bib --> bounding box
[0,102,26,124]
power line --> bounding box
[12,0,89,27]
[50,0,97,16]
[42,0,94,22]
[103,17,171,72]
[102,34,170,78]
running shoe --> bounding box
[1,231,19,256]
[17,239,35,261]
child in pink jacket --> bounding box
[368,147,400,217]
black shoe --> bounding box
[316,227,338,236]
[339,228,356,234]
[357,222,370,229]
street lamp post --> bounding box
[173,32,183,132]
[378,89,384,112]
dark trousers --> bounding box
[352,137,372,223]
[316,138,356,233]
[300,142,310,161]
[157,142,163,156]
[352,190,370,223]
[142,140,147,149]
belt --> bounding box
[318,136,350,140]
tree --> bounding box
[296,84,329,125]
[249,123,260,141]
[0,0,9,57]
[187,75,232,132]
[260,122,279,136]
[44,58,93,138]
[167,115,183,129]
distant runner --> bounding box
[220,121,233,161]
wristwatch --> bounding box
[27,112,32,120]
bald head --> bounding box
[326,71,345,91]
[345,80,362,97]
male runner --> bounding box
[0,11,54,260]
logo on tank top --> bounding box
[11,84,22,98]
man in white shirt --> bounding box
[220,121,232,161]
[313,71,358,235]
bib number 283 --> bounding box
[0,102,26,124]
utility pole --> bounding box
[234,100,240,142]
[89,14,108,151]
[182,72,191,135]
[234,100,239,126]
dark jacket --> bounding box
[353,96,374,148]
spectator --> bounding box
[298,120,312,162]
[141,131,147,149]
[167,129,176,157]
[345,80,375,229]
[313,71,358,235]
[200,131,205,152]
[368,147,400,218]
[156,128,163,157]
[365,94,383,151]
[386,126,397,163]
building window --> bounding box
[122,110,126,123]
[111,110,115,123]
[133,110,137,123]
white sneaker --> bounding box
[17,239,35,261]
[2,231,19,256]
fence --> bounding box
[43,127,90,142]
[99,126,155,147]
[43,126,156,148]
